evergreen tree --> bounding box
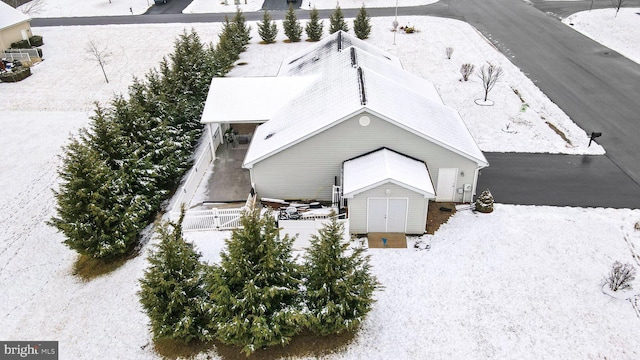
[305,7,323,42]
[475,189,494,213]
[353,6,371,40]
[302,214,379,336]
[232,8,251,50]
[139,210,212,342]
[283,6,303,42]
[49,116,149,259]
[211,33,236,77]
[257,10,278,44]
[329,6,348,34]
[206,206,304,355]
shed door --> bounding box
[367,198,408,233]
[387,198,408,232]
[367,198,387,233]
[436,168,458,202]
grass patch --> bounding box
[72,254,128,281]
[152,330,355,360]
[426,202,456,234]
[213,330,356,360]
[545,119,573,146]
[152,339,215,360]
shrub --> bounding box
[475,189,494,213]
[29,35,44,47]
[11,39,30,49]
[607,261,636,292]
[446,47,454,59]
[460,63,475,81]
[0,66,31,82]
[404,26,415,34]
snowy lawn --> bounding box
[563,7,640,65]
[183,0,439,14]
[1,10,637,360]
[18,0,152,17]
[187,206,640,359]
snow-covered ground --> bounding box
[18,0,152,17]
[2,5,638,360]
[188,206,640,359]
[183,0,439,14]
[563,7,640,65]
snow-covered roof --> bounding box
[343,148,435,198]
[0,2,30,31]
[241,31,487,168]
[201,76,316,123]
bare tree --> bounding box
[478,63,503,102]
[607,261,636,291]
[9,0,44,15]
[87,39,111,84]
[611,0,626,17]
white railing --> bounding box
[3,49,40,61]
[180,208,244,231]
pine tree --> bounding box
[232,8,251,50]
[283,6,303,42]
[207,206,304,355]
[305,7,323,42]
[302,214,379,336]
[353,6,371,40]
[257,10,278,44]
[475,189,494,213]
[329,6,348,34]
[139,209,212,342]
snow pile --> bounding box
[563,7,640,65]
[19,0,152,17]
[183,0,440,14]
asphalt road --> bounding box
[29,1,640,208]
[144,0,192,15]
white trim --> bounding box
[344,179,435,199]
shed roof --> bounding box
[342,148,435,198]
[0,2,30,32]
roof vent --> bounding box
[337,31,342,52]
[357,67,367,106]
[265,132,275,140]
[350,47,357,67]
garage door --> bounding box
[367,198,408,233]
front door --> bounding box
[367,198,408,233]
[436,168,458,202]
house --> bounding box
[201,31,488,235]
[0,1,32,51]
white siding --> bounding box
[251,112,480,202]
[348,182,428,234]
